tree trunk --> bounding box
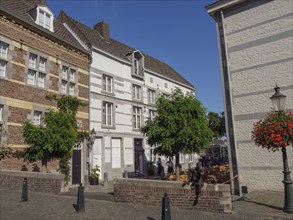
[175,153,180,180]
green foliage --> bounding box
[141,88,213,157]
[21,95,84,184]
[208,111,226,140]
[0,145,12,161]
[90,165,100,179]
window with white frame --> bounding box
[102,75,113,93]
[189,154,193,162]
[132,84,141,101]
[0,60,7,77]
[133,106,142,129]
[148,109,156,119]
[148,89,156,104]
[0,41,8,59]
[102,102,113,127]
[38,8,53,31]
[27,53,46,88]
[33,111,42,125]
[132,51,144,77]
[150,145,158,162]
[0,41,9,77]
[60,65,76,96]
[0,105,3,122]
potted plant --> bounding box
[89,165,100,185]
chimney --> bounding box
[94,21,109,41]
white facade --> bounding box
[207,0,293,194]
[89,48,196,180]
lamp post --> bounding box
[270,85,293,213]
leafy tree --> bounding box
[208,111,226,143]
[21,95,85,184]
[141,88,213,179]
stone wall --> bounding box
[0,170,66,194]
[113,178,232,213]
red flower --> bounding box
[252,111,293,150]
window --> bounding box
[102,102,113,127]
[62,66,68,79]
[33,111,42,125]
[69,83,75,96]
[189,154,193,162]
[148,110,156,119]
[27,53,46,88]
[165,83,168,88]
[132,85,141,101]
[133,106,142,129]
[148,89,156,104]
[0,41,8,77]
[0,60,7,77]
[132,51,144,77]
[60,65,76,96]
[27,69,36,85]
[0,41,8,59]
[61,80,67,94]
[70,69,76,81]
[39,57,46,72]
[150,145,158,162]
[29,53,37,69]
[38,9,51,31]
[0,105,3,121]
[102,75,113,93]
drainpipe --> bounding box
[216,9,240,195]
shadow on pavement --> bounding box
[243,198,283,211]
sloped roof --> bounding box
[57,10,194,89]
[0,0,90,56]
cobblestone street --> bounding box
[0,189,292,220]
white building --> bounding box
[58,12,198,181]
[207,0,293,194]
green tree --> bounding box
[208,111,226,143]
[21,95,85,184]
[141,88,213,179]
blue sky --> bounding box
[47,0,223,114]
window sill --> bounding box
[131,73,144,80]
[101,90,115,97]
[101,125,116,130]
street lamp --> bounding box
[87,128,96,183]
[270,85,293,213]
[270,85,287,112]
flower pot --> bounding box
[90,177,99,185]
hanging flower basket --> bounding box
[252,111,293,151]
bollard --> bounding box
[161,193,171,220]
[123,170,128,178]
[76,183,85,212]
[103,172,108,188]
[21,177,28,202]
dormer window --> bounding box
[131,51,144,78]
[33,6,54,32]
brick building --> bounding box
[207,0,293,194]
[0,0,91,184]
